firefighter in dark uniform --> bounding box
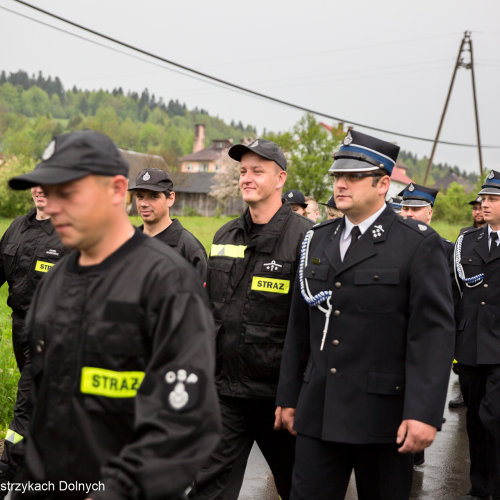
[454,170,500,500]
[276,130,455,500]
[399,182,454,262]
[0,186,64,487]
[128,167,207,282]
[194,139,313,500]
[459,195,487,236]
[7,130,221,499]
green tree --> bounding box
[433,182,471,225]
[20,86,50,117]
[266,113,343,202]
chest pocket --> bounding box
[2,242,19,276]
[207,257,234,303]
[354,268,400,312]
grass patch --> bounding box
[431,221,464,242]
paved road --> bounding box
[239,374,471,499]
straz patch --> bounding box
[80,367,145,398]
[251,276,290,294]
[35,260,55,273]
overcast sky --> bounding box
[1,0,499,174]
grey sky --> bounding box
[1,0,499,174]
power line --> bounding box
[6,0,500,149]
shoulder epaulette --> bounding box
[311,217,342,231]
[397,217,433,237]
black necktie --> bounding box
[345,226,361,259]
[490,232,498,257]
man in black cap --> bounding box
[7,130,220,499]
[276,129,455,499]
[454,170,500,500]
[128,167,207,282]
[387,196,402,214]
[399,182,454,262]
[460,196,486,236]
[195,138,313,500]
[0,186,65,488]
[283,189,308,216]
[319,195,344,220]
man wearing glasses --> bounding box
[276,130,455,499]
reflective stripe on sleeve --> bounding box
[80,367,145,398]
[210,244,247,258]
[5,429,23,444]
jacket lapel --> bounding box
[335,206,396,275]
[473,229,489,263]
[324,218,344,272]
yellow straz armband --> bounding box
[251,276,290,294]
[80,367,145,398]
[210,244,247,258]
[35,260,55,273]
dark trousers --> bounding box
[194,395,295,500]
[0,317,31,485]
[291,434,413,500]
[459,363,500,497]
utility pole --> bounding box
[423,31,483,186]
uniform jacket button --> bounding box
[395,386,401,392]
[484,283,489,288]
[332,339,340,346]
[333,310,341,317]
[480,301,486,306]
[311,270,316,276]
[36,340,45,353]
[373,275,379,280]
[330,368,337,375]
[334,282,341,289]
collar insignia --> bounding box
[418,224,427,231]
[372,224,384,238]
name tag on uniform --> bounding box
[251,276,290,294]
[80,367,145,398]
[35,260,55,273]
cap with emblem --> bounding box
[128,168,173,192]
[319,195,337,209]
[283,189,307,208]
[398,183,438,207]
[469,195,482,206]
[9,130,129,190]
[328,130,400,175]
[388,196,403,213]
[479,170,500,196]
[228,138,287,171]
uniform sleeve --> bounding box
[190,246,208,285]
[403,231,455,428]
[276,272,311,408]
[0,228,10,287]
[94,267,221,500]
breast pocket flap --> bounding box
[354,268,399,285]
[367,372,405,396]
[304,265,329,281]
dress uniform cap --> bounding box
[388,196,402,213]
[9,130,129,190]
[283,189,307,208]
[469,195,482,206]
[398,183,438,207]
[318,195,337,209]
[329,130,400,175]
[479,170,500,196]
[228,138,287,170]
[128,168,174,192]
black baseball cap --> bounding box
[9,130,129,190]
[128,168,174,192]
[469,195,482,206]
[283,189,307,208]
[228,138,287,170]
[319,195,337,209]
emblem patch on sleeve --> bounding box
[165,368,202,411]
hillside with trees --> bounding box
[0,70,256,166]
